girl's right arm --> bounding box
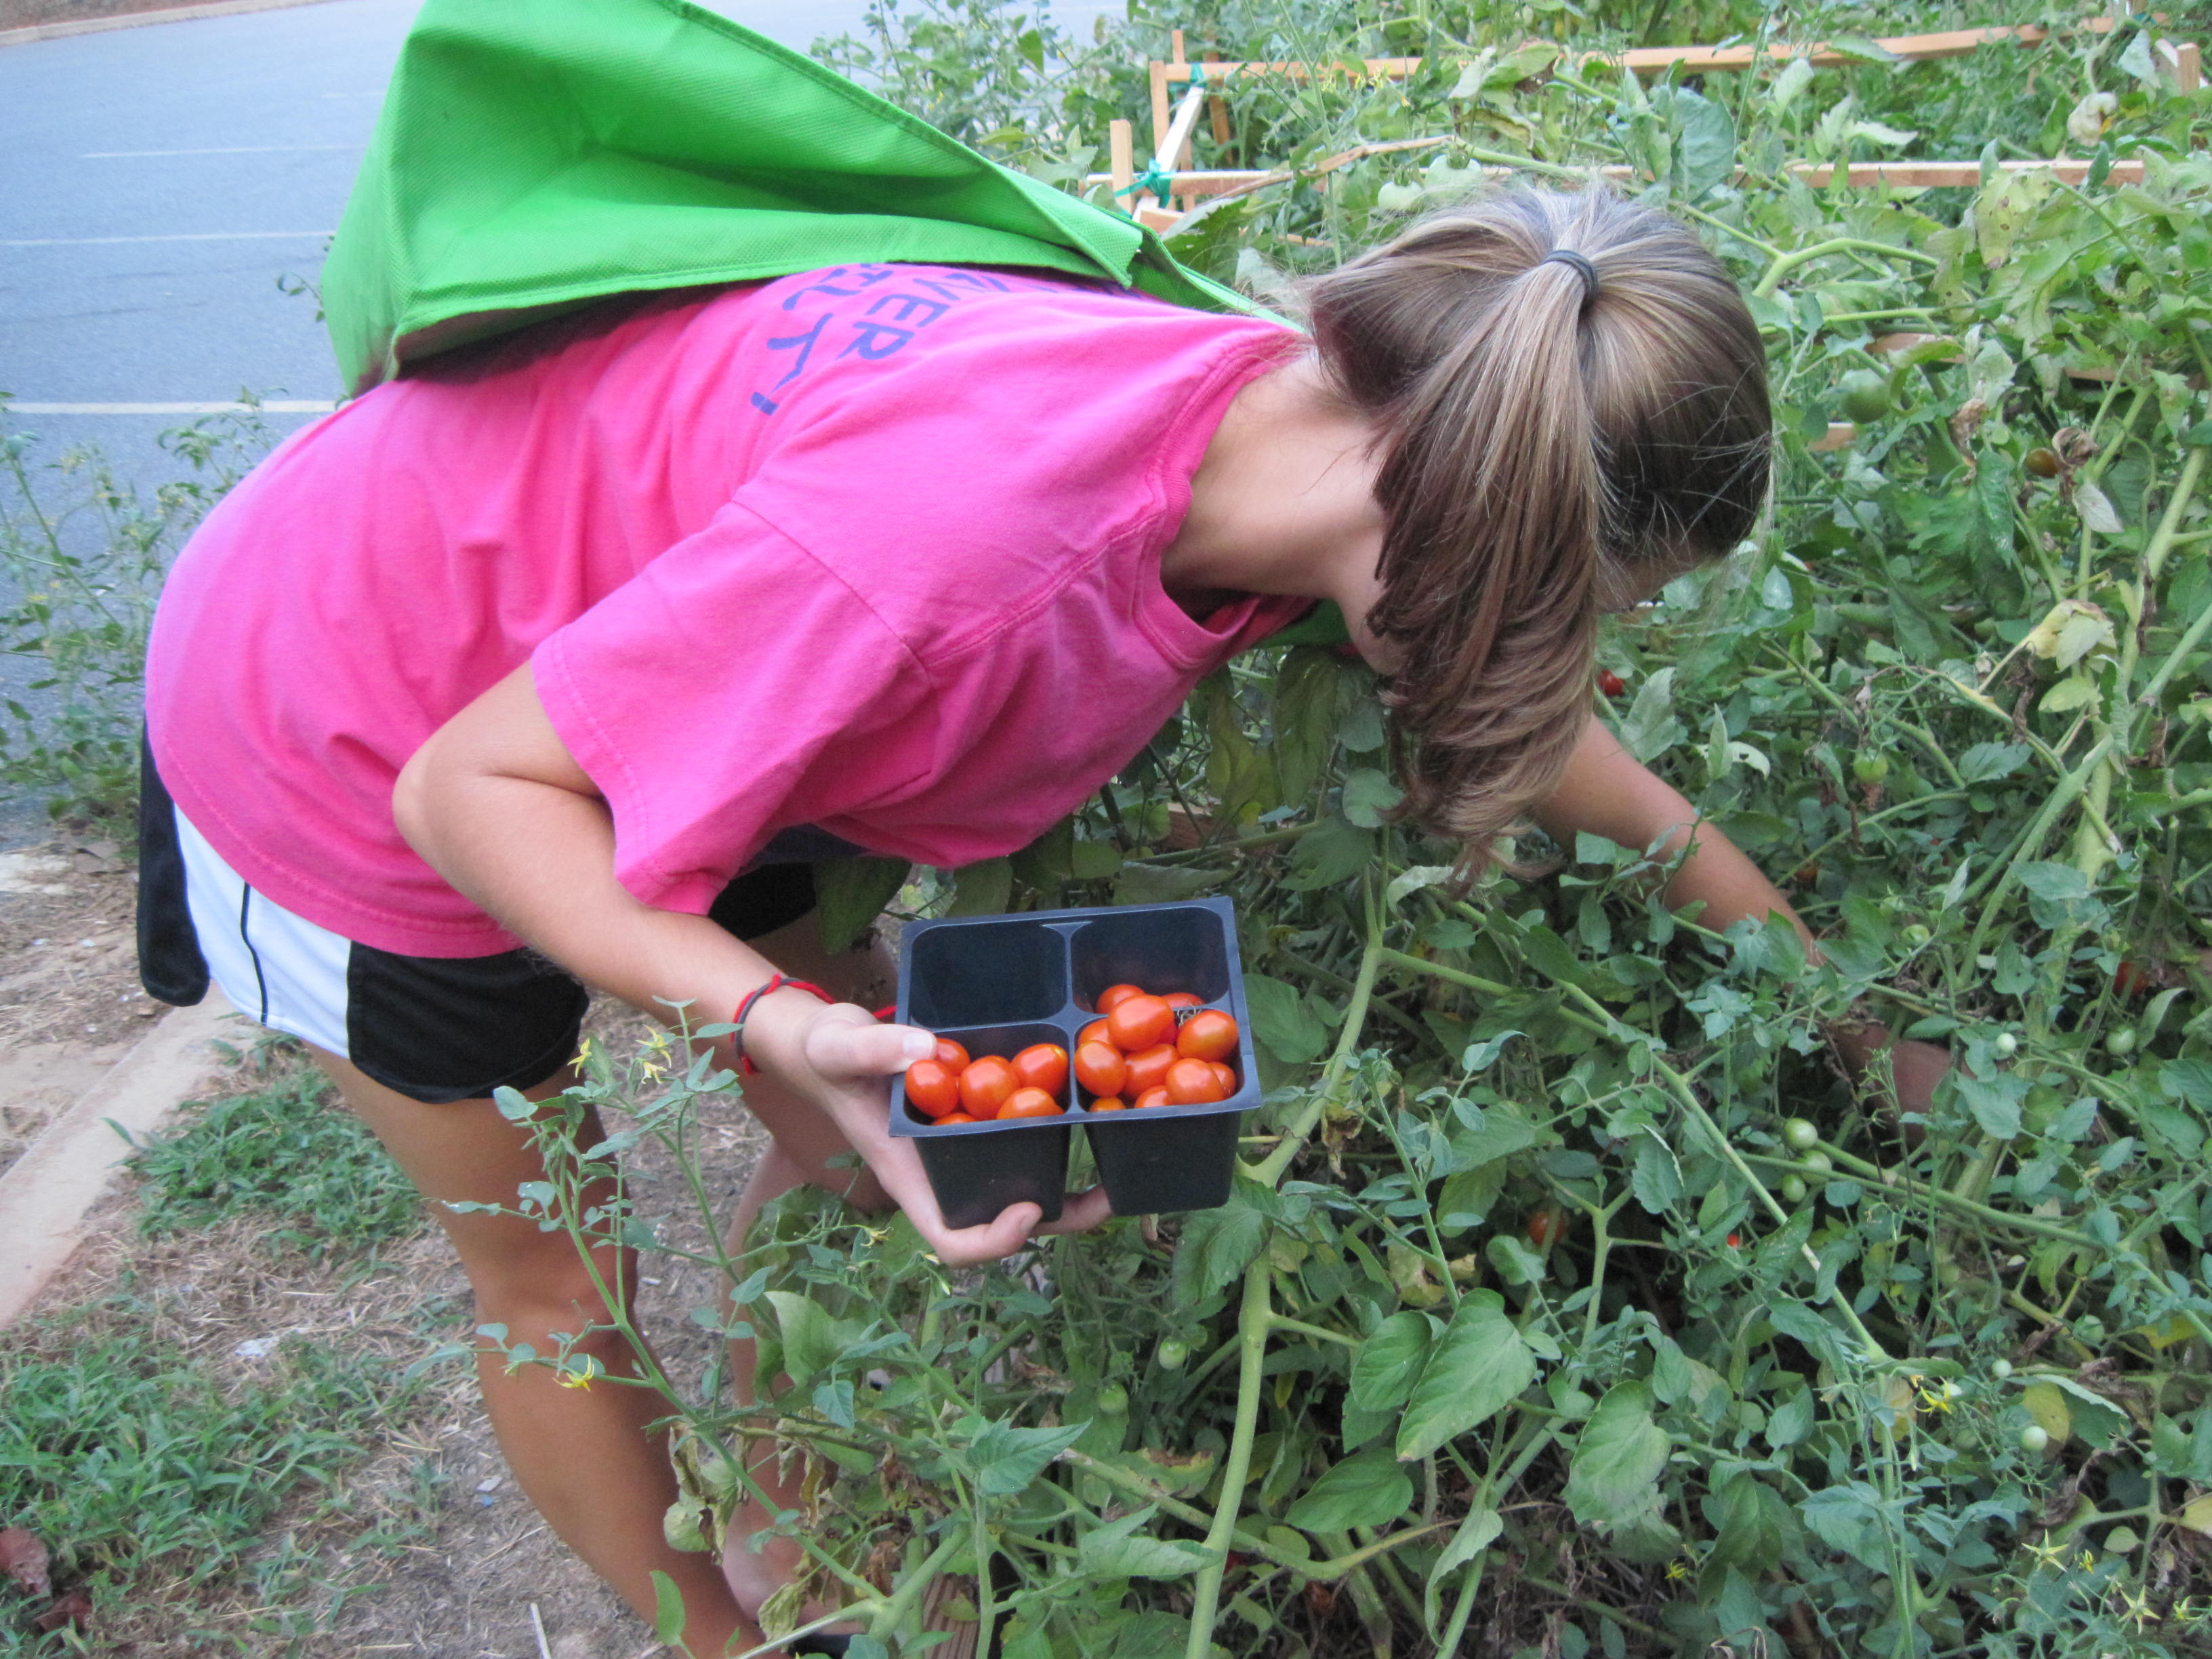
[394,661,1110,1264]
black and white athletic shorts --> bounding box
[136,740,834,1104]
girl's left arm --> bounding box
[1531,716,1949,1113]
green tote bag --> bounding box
[321,0,1250,394]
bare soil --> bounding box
[5,850,781,1654]
[0,840,168,1179]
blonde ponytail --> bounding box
[1303,188,1769,862]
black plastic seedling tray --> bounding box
[889,897,1259,1228]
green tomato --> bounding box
[1902,923,1932,948]
[1155,1338,1189,1372]
[1839,369,1891,424]
[2019,1424,2050,1454]
[1799,1151,1835,1177]
[1994,1031,2018,1059]
[1096,1381,1129,1416]
[2106,1027,2138,1057]
[1782,1118,1820,1153]
[1990,1359,2013,1380]
[1780,1174,1809,1205]
[1852,752,1891,786]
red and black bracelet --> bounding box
[730,974,834,1076]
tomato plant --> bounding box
[483,11,2212,1656]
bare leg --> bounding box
[312,1049,759,1658]
[711,911,895,1626]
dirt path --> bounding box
[0,840,169,1181]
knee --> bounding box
[459,1236,628,1340]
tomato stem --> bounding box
[1182,1265,1273,1658]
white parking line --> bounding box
[2,230,333,247]
[7,401,336,415]
[83,144,361,158]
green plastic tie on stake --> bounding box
[1115,160,1177,205]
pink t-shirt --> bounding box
[146,266,1307,957]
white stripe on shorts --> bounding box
[174,808,354,1059]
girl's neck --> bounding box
[1162,354,1390,649]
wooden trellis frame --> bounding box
[1100,11,2198,218]
[1142,12,2190,166]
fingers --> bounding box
[929,1203,1046,1267]
[806,1008,936,1080]
[1033,1187,1115,1235]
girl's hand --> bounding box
[1830,1021,1950,1122]
[752,998,1112,1267]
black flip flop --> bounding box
[786,1637,852,1656]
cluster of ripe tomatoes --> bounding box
[901,983,1242,1125]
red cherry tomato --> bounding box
[2114,961,2150,1001]
[1107,994,1176,1052]
[934,1037,970,1070]
[1132,1086,1170,1111]
[1525,1208,1567,1249]
[999,1087,1063,1120]
[1087,1096,1127,1112]
[904,1059,962,1120]
[1597,669,1626,698]
[1175,1008,1239,1062]
[1162,991,1204,1009]
[1078,1018,1112,1048]
[937,1111,977,1124]
[1012,1042,1069,1094]
[1095,983,1145,1014]
[1208,1060,1238,1096]
[1166,1057,1227,1104]
[959,1056,1017,1119]
[1074,1041,1127,1098]
[1123,1043,1176,1097]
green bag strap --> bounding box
[322,0,1258,394]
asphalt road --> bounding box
[0,0,1122,838]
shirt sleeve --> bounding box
[530,498,939,916]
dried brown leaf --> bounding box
[33,1586,91,1633]
[0,1528,49,1599]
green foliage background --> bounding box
[573,3,2212,1656]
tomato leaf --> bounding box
[1348,1310,1434,1417]
[1284,1446,1414,1532]
[1076,1507,1219,1578]
[1340,766,1404,828]
[1170,1179,1273,1304]
[947,856,1013,916]
[1396,1290,1537,1460]
[651,1570,688,1643]
[815,855,911,954]
[967,1417,1088,1496]
[764,1291,838,1391]
[1244,972,1331,1065]
[1563,1381,1670,1532]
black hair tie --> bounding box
[1539,248,1600,308]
